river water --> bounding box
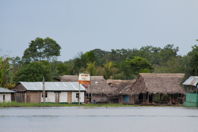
[0,106,197,132]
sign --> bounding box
[78,73,91,85]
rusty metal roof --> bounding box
[183,76,198,86]
[20,82,86,91]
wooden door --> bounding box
[55,92,60,103]
[67,92,72,104]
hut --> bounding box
[183,76,198,107]
[107,80,136,103]
[59,75,113,103]
[14,82,86,103]
[124,73,185,105]
[0,87,15,102]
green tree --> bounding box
[0,57,10,87]
[85,62,97,76]
[22,37,61,62]
[185,44,198,77]
[103,61,118,79]
[125,56,153,75]
[15,61,51,82]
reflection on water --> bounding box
[0,107,198,132]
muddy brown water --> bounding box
[0,107,198,132]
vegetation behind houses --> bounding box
[0,37,198,88]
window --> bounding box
[42,92,47,98]
[76,93,79,98]
[3,95,5,101]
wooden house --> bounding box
[0,87,15,102]
[14,82,86,103]
[120,73,185,105]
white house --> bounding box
[0,87,14,102]
[14,82,86,103]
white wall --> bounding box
[41,92,55,102]
[0,94,11,102]
[59,92,67,102]
[72,92,84,103]
[40,91,85,103]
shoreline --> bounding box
[0,102,185,108]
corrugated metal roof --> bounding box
[0,87,15,93]
[20,82,86,91]
[183,76,198,86]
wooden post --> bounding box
[78,83,80,105]
[147,93,150,104]
[42,77,45,103]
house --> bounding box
[14,82,86,103]
[0,87,15,102]
[59,75,113,103]
[120,73,185,105]
[183,76,198,107]
[107,80,136,103]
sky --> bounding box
[0,0,198,61]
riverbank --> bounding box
[0,102,138,107]
[0,102,184,107]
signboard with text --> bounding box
[78,73,91,85]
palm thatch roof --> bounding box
[107,80,136,95]
[129,73,185,95]
[59,75,113,95]
[59,75,105,82]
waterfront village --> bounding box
[0,74,198,107]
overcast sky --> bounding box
[0,0,198,61]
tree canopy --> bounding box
[1,37,198,88]
[22,37,61,62]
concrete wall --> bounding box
[72,92,84,103]
[0,94,11,102]
[41,92,56,102]
[59,92,67,102]
[40,91,84,103]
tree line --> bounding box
[1,37,198,88]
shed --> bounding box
[183,76,198,107]
[14,82,86,103]
[0,87,15,102]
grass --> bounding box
[0,102,183,108]
[0,102,141,108]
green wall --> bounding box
[184,93,198,107]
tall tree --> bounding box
[22,37,61,62]
[125,56,153,75]
[0,57,10,87]
[185,44,198,77]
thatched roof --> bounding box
[87,79,113,95]
[107,80,136,95]
[59,75,105,82]
[130,73,185,95]
[59,75,78,82]
[59,75,113,95]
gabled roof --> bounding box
[183,76,198,86]
[20,82,86,91]
[59,75,105,82]
[0,87,15,93]
[131,73,185,94]
[107,80,136,95]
